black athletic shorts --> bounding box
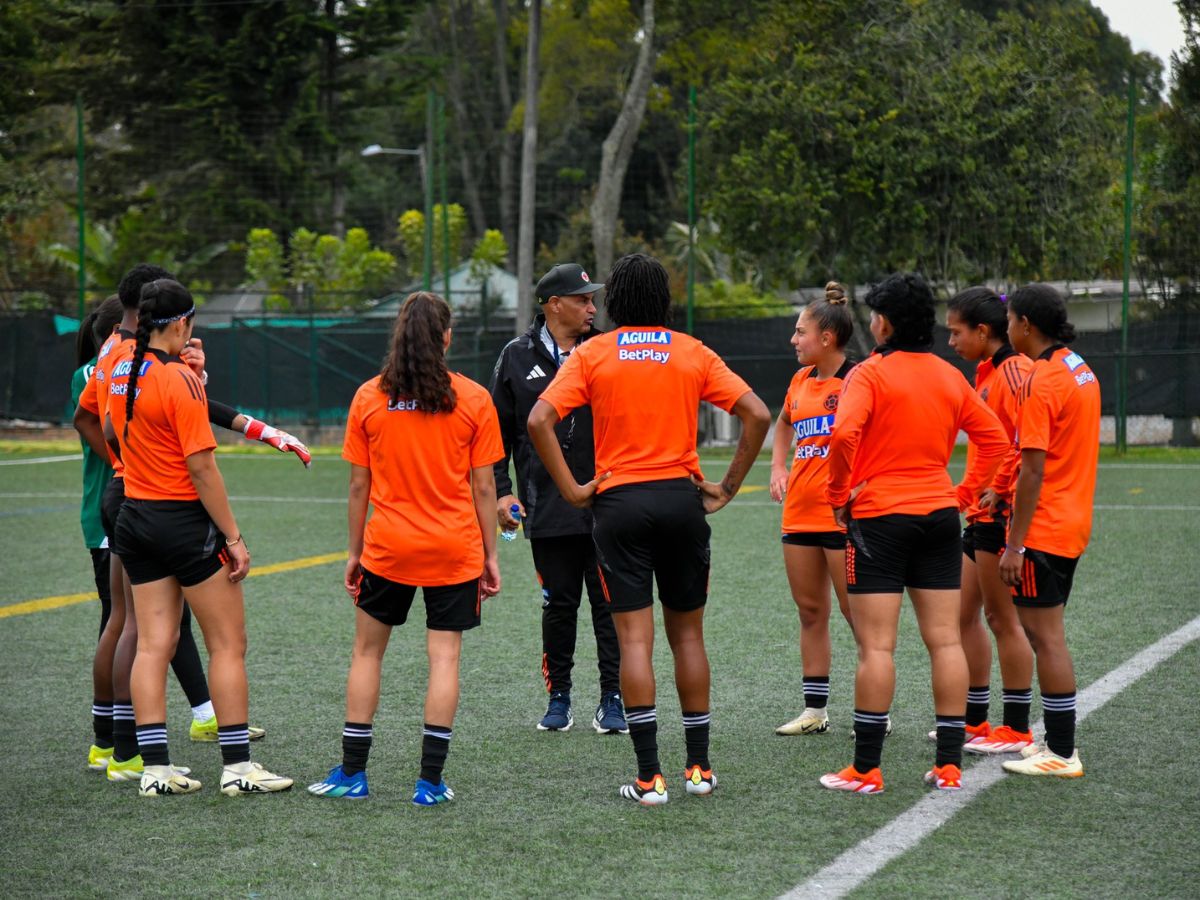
[352,566,482,631]
[114,499,228,587]
[591,478,711,614]
[962,517,1007,562]
[782,531,847,551]
[846,506,961,594]
[1011,548,1079,609]
[100,476,124,543]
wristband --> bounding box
[225,534,244,547]
[1004,544,1025,555]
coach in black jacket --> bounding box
[490,263,625,735]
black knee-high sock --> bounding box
[1042,691,1076,758]
[218,723,251,765]
[341,722,373,776]
[966,685,990,728]
[852,710,888,773]
[803,676,830,710]
[92,701,114,748]
[682,710,711,770]
[419,724,452,784]
[935,716,966,767]
[136,722,169,767]
[625,706,660,781]
[170,603,211,708]
[1002,687,1033,733]
[112,700,137,761]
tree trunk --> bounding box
[323,0,345,237]
[590,0,656,305]
[446,2,487,236]
[516,0,540,334]
[494,0,518,267]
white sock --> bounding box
[191,701,215,723]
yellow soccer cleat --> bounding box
[190,716,266,742]
[220,761,294,796]
[776,708,830,735]
[87,744,114,772]
[1003,747,1083,777]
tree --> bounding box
[516,0,541,332]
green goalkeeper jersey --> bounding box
[71,359,113,549]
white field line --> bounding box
[732,501,1200,512]
[0,455,82,466]
[781,612,1200,900]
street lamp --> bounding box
[362,142,431,289]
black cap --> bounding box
[536,263,603,303]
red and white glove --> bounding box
[243,416,312,468]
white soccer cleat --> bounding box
[139,764,202,796]
[776,708,829,735]
[220,761,294,796]
[1003,747,1083,777]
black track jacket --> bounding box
[489,314,599,540]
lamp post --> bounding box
[361,143,431,290]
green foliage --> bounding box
[395,204,467,280]
[245,226,396,310]
[692,279,793,320]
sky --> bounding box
[1091,0,1187,69]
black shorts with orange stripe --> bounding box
[352,565,482,631]
[591,478,711,613]
[1011,548,1079,608]
[962,517,1007,561]
[113,498,227,587]
[845,507,961,594]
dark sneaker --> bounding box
[537,692,573,731]
[593,691,628,734]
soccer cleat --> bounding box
[684,765,717,796]
[819,765,884,794]
[927,721,989,743]
[537,692,573,732]
[190,716,266,742]
[1020,741,1046,758]
[412,778,455,806]
[966,724,1035,755]
[307,765,369,800]
[593,691,629,734]
[219,761,294,796]
[923,763,963,791]
[106,754,144,782]
[139,764,202,797]
[620,773,669,806]
[87,744,114,771]
[776,708,829,735]
[849,716,893,740]
[1003,747,1083,778]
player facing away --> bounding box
[999,284,1100,779]
[942,287,1037,754]
[308,292,503,805]
[821,273,1009,794]
[529,253,771,805]
[108,279,293,797]
[770,283,857,736]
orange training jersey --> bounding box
[342,372,505,586]
[108,349,217,501]
[781,361,854,533]
[538,327,751,492]
[826,348,1009,518]
[1016,345,1100,558]
[958,345,1033,522]
[80,330,135,476]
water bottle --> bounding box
[500,503,522,542]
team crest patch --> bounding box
[823,393,839,412]
[1063,352,1085,372]
[581,271,590,282]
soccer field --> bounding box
[1,446,1197,898]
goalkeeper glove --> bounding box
[243,416,312,468]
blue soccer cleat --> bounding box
[593,691,629,734]
[537,692,573,731]
[307,765,369,800]
[412,778,455,806]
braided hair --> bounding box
[863,272,936,349]
[76,295,123,367]
[947,286,1009,345]
[125,279,194,437]
[604,253,671,327]
[803,281,854,349]
[379,292,457,412]
[1008,283,1076,343]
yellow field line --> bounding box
[0,550,348,621]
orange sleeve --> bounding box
[1017,371,1060,453]
[825,360,874,507]
[78,368,100,415]
[957,382,1008,497]
[469,392,506,469]
[990,364,1024,496]
[341,386,371,468]
[700,345,752,412]
[170,368,218,458]
[539,349,590,420]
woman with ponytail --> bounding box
[997,283,1099,780]
[308,292,504,805]
[109,278,292,798]
[770,282,857,737]
[942,287,1036,754]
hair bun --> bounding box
[824,281,848,305]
